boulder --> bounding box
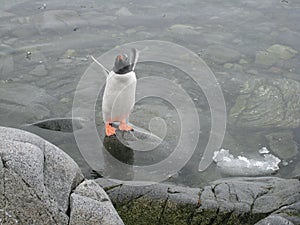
[69,180,124,225]
[0,126,123,224]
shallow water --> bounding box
[0,0,299,187]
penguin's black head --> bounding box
[113,54,131,74]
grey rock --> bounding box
[0,126,123,224]
[205,45,241,64]
[255,214,294,225]
[96,177,300,225]
[230,78,300,129]
[0,126,84,224]
[265,131,298,159]
[96,178,201,225]
[69,180,124,225]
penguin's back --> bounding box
[102,71,136,122]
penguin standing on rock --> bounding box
[92,48,139,136]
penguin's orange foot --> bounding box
[105,124,116,136]
[119,123,133,131]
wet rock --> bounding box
[205,45,241,64]
[255,44,298,66]
[265,131,298,159]
[0,126,123,224]
[230,78,300,129]
[115,7,133,17]
[96,177,300,225]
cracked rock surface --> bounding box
[96,177,300,225]
[0,126,123,225]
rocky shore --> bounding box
[0,126,123,225]
[0,126,299,225]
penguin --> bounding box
[92,49,139,136]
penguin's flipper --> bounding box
[130,48,139,71]
[91,55,110,76]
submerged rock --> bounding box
[255,44,298,66]
[229,78,300,129]
[205,45,241,64]
[29,64,48,76]
[115,7,133,17]
[96,177,300,225]
[0,83,68,126]
[265,131,298,159]
[168,24,199,35]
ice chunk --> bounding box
[213,149,281,176]
[258,147,270,154]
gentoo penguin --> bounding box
[94,48,139,136]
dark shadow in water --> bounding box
[101,135,135,180]
[103,135,134,164]
[27,118,84,133]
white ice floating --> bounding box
[213,149,281,176]
[258,146,270,154]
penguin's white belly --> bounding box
[102,71,136,123]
